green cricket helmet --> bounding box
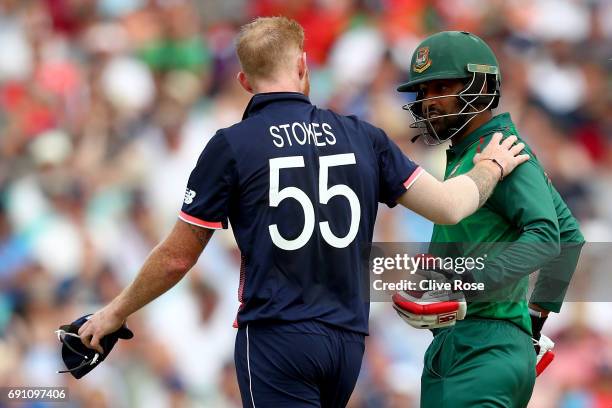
[397,31,501,145]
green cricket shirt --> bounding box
[430,113,584,334]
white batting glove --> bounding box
[534,334,555,377]
[392,289,467,330]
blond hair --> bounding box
[235,16,305,80]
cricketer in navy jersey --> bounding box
[179,91,423,335]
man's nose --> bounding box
[422,98,437,112]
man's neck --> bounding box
[450,111,493,146]
[253,78,302,95]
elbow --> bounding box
[541,226,562,258]
[434,209,463,225]
[540,241,561,266]
[523,226,562,260]
[155,243,196,277]
[550,240,561,259]
[435,215,460,226]
[169,257,196,277]
[445,212,464,225]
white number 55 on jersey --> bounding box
[269,153,361,250]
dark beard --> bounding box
[425,112,464,141]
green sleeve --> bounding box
[471,160,561,291]
[530,242,583,313]
[530,186,585,313]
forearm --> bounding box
[107,244,193,320]
[77,220,211,353]
[439,160,502,222]
[530,241,584,313]
[397,161,501,224]
[106,220,213,320]
[463,160,502,208]
[471,230,561,292]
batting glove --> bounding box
[393,289,467,329]
[392,254,467,329]
[530,308,554,376]
[534,334,555,377]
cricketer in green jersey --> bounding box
[393,31,585,408]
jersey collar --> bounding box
[242,92,311,120]
[447,112,513,160]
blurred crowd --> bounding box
[0,0,610,407]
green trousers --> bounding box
[421,318,536,408]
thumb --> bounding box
[473,153,481,163]
[90,335,104,355]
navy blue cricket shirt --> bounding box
[180,92,422,334]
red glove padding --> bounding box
[392,289,467,329]
[534,334,555,377]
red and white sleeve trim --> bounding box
[178,211,224,229]
[403,166,424,190]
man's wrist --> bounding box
[476,158,503,181]
[530,313,548,340]
[465,162,500,207]
[107,298,129,322]
[529,303,550,318]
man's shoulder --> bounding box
[315,107,380,132]
[464,114,540,163]
[219,116,260,136]
[211,117,266,151]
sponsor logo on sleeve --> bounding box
[184,189,196,204]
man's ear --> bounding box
[237,71,254,93]
[298,52,307,80]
